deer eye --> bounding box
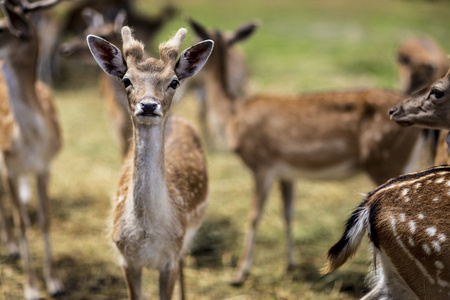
[429,89,445,99]
[168,79,180,90]
[121,77,132,88]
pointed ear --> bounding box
[81,7,104,29]
[175,40,213,81]
[114,9,127,34]
[87,35,127,79]
[187,17,210,41]
[228,21,260,46]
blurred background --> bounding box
[1,0,449,299]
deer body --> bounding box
[88,27,213,299]
[190,20,424,286]
[0,2,63,299]
[324,166,450,300]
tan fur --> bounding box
[0,2,64,299]
[198,25,424,286]
[88,27,212,299]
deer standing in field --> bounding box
[60,7,176,157]
[87,27,213,299]
[396,36,450,165]
[187,18,258,149]
[324,70,450,300]
[189,20,425,286]
[0,1,64,299]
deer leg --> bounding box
[178,258,186,300]
[123,262,143,300]
[159,261,180,300]
[8,175,40,300]
[232,172,272,286]
[36,170,64,297]
[0,177,19,258]
[279,179,296,272]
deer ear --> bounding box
[187,18,210,41]
[82,8,104,29]
[87,35,127,79]
[114,9,127,33]
[1,3,31,38]
[228,21,260,46]
[175,40,214,81]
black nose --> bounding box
[389,106,399,117]
[140,102,158,114]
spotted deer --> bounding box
[323,165,450,300]
[87,27,213,299]
[323,69,450,300]
[0,1,64,299]
[189,21,425,286]
[396,36,450,165]
[186,18,258,149]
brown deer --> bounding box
[0,1,64,299]
[187,18,258,149]
[87,27,213,299]
[324,70,450,299]
[323,164,450,300]
[189,20,425,286]
[396,36,450,166]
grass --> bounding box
[1,0,449,299]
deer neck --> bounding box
[131,120,170,224]
[204,55,237,136]
[2,54,45,137]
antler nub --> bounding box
[159,28,187,65]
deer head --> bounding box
[390,69,450,130]
[87,26,213,125]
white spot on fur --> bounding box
[408,237,415,247]
[427,227,437,237]
[435,261,444,270]
[436,177,445,184]
[390,216,435,284]
[418,213,424,219]
[409,220,416,233]
[414,182,422,189]
[433,197,440,202]
[432,241,442,252]
[447,180,450,186]
[400,213,406,222]
[402,188,410,196]
[438,234,447,242]
[405,196,411,202]
[423,244,431,255]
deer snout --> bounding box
[135,101,163,117]
[389,105,401,119]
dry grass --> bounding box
[1,0,449,299]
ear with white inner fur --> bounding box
[86,34,127,79]
[175,40,214,81]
